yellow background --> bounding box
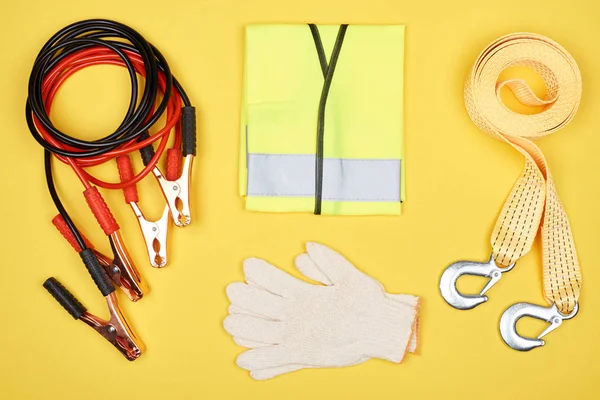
[2,0,599,398]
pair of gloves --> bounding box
[223,242,420,380]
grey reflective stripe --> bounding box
[247,154,401,202]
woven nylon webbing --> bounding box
[464,33,582,313]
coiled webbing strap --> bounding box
[465,33,582,313]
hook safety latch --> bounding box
[440,253,515,310]
[499,302,578,351]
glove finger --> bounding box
[226,282,288,320]
[243,257,310,298]
[223,314,284,344]
[250,365,306,380]
[228,286,286,321]
[294,253,332,285]
[228,306,283,348]
[228,305,274,321]
[228,304,249,315]
[236,345,289,370]
[233,336,271,348]
[249,354,373,380]
[305,242,360,284]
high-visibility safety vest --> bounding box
[239,24,405,215]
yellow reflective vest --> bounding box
[240,24,405,215]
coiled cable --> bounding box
[26,19,192,248]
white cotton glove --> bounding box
[223,242,420,380]
[228,294,420,380]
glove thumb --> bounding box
[303,242,359,285]
[295,253,332,285]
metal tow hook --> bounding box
[499,302,578,351]
[440,253,515,310]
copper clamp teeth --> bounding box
[52,214,148,301]
[43,266,144,360]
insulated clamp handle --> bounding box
[137,131,156,166]
[181,106,196,157]
[116,155,140,203]
[43,277,87,319]
[52,214,94,252]
[80,248,115,297]
[166,149,181,181]
[83,187,119,236]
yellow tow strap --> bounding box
[465,32,582,314]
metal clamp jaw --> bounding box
[500,302,578,351]
[116,154,171,267]
[80,292,145,360]
[51,214,146,302]
[43,277,144,361]
[440,254,515,310]
[129,203,169,267]
[108,232,149,301]
[78,240,148,302]
[153,155,193,227]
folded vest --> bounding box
[239,24,405,215]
